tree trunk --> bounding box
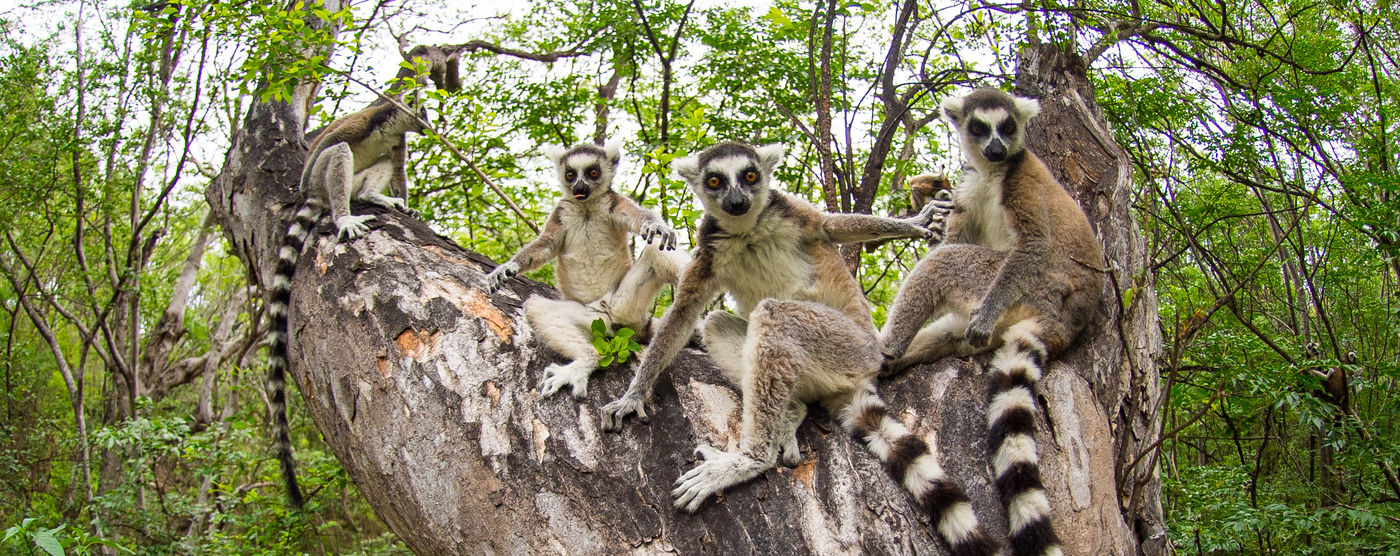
[1015,43,1167,554]
[204,43,1164,556]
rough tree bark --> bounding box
[205,40,1164,556]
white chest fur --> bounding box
[556,202,630,303]
[954,169,1017,252]
[709,216,814,316]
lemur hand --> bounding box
[482,261,520,293]
[641,220,678,250]
[912,190,955,242]
[965,306,998,348]
[601,390,650,432]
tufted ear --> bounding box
[673,155,700,182]
[1013,96,1041,122]
[543,145,567,165]
[603,141,622,167]
[940,95,965,125]
[755,143,786,172]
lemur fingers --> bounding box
[641,221,678,251]
[540,362,592,399]
[482,261,520,294]
[601,391,649,432]
[334,215,376,242]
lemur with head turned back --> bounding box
[600,141,997,555]
[268,87,434,508]
[879,87,1105,556]
[483,142,690,399]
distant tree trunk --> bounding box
[204,38,1164,556]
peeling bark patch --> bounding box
[678,380,742,451]
[377,355,391,379]
[483,380,501,407]
[793,457,818,491]
[463,289,513,342]
[532,418,550,462]
[1046,365,1093,509]
[395,328,443,362]
[420,277,514,343]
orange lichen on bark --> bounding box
[395,328,443,361]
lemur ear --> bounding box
[674,155,700,182]
[940,95,965,125]
[755,143,785,172]
[543,145,567,165]
[603,141,622,167]
[1013,96,1041,122]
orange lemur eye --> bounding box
[565,170,577,181]
[588,168,600,179]
[706,176,721,189]
[744,171,758,183]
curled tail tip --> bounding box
[842,388,996,556]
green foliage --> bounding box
[591,319,643,368]
[3,517,130,555]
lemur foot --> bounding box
[672,445,765,513]
[965,309,997,348]
[540,362,592,399]
[877,353,905,378]
[362,193,409,213]
[334,215,376,241]
[778,435,802,468]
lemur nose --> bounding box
[722,192,751,216]
[984,140,1007,162]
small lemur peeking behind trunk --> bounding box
[600,141,998,555]
[879,87,1106,556]
[482,142,691,399]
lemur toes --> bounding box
[779,439,802,467]
[540,363,591,399]
[672,449,763,513]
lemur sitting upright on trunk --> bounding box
[879,88,1105,556]
[483,142,690,399]
[600,141,998,556]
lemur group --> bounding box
[273,70,1104,555]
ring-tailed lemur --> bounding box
[599,141,996,555]
[268,93,427,507]
[482,142,690,399]
[879,88,1105,556]
[906,172,953,215]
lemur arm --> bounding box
[820,192,952,244]
[601,251,722,431]
[482,205,564,292]
[964,188,1052,346]
[609,192,678,250]
[390,139,409,202]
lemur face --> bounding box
[942,88,1041,164]
[545,143,620,201]
[675,142,785,218]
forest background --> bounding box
[0,0,1396,553]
